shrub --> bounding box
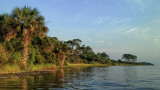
[35,54,45,64]
[28,49,36,65]
[10,52,22,64]
[0,53,9,64]
[43,52,56,63]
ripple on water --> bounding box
[0,66,160,90]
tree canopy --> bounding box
[122,54,137,62]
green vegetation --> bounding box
[0,6,153,74]
[122,54,137,62]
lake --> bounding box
[0,66,160,90]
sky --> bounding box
[0,0,160,65]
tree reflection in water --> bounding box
[21,77,27,90]
[54,68,65,88]
[0,67,90,89]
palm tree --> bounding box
[0,14,17,41]
[67,39,82,55]
[54,41,63,64]
[67,40,75,54]
[73,39,82,62]
[79,45,85,54]
[61,43,69,67]
[73,39,82,48]
[13,6,48,68]
[1,6,48,68]
[53,41,69,67]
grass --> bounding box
[0,63,57,74]
[67,63,112,67]
[27,63,57,71]
[0,62,148,75]
[0,64,21,74]
[0,63,111,74]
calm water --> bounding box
[0,66,160,90]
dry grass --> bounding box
[0,62,142,75]
[27,63,57,71]
[0,64,21,74]
[67,63,112,67]
[0,63,57,74]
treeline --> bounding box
[0,6,112,69]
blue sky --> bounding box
[0,0,160,65]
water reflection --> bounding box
[0,67,88,89]
[54,68,65,88]
[0,66,160,90]
[123,66,137,82]
[21,77,27,90]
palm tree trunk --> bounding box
[61,52,66,67]
[55,53,61,65]
[22,29,29,68]
[21,77,28,90]
[22,45,28,68]
[0,44,3,53]
[71,45,74,54]
[75,46,79,62]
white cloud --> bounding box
[93,17,108,25]
[96,40,105,43]
[114,17,160,37]
[111,18,131,26]
[87,38,105,44]
[126,0,152,13]
[136,18,160,39]
[84,38,106,46]
[114,25,133,33]
[125,27,138,34]
[93,16,131,26]
[74,8,90,21]
[87,38,92,42]
[127,0,145,6]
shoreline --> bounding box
[0,63,153,79]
